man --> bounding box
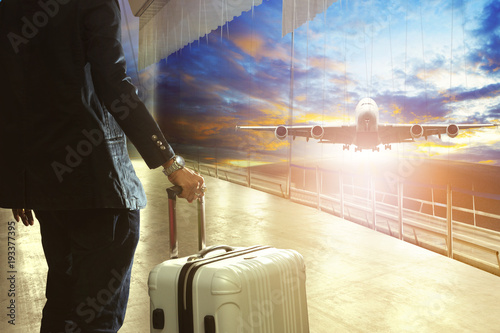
[0,0,204,332]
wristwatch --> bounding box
[163,155,185,177]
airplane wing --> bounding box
[236,124,357,144]
[378,123,496,144]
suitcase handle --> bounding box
[199,245,235,257]
[167,185,206,259]
[187,245,235,262]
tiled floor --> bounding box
[1,159,500,332]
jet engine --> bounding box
[410,124,424,139]
[311,125,325,140]
[275,125,288,140]
[446,124,459,138]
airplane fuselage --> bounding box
[354,97,381,150]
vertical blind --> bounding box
[135,0,262,69]
[282,0,336,37]
[131,0,335,69]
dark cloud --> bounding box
[453,83,500,102]
[468,0,500,75]
[375,81,500,123]
[483,105,500,119]
[375,92,449,122]
[447,144,500,164]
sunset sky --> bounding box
[120,0,500,166]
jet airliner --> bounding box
[236,98,496,151]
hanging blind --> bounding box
[131,0,263,69]
[130,0,336,69]
[282,0,336,37]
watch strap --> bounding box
[163,156,184,177]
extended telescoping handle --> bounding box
[166,186,206,259]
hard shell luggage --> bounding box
[148,186,309,333]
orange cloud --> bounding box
[229,50,244,61]
[390,104,401,115]
[232,34,263,58]
[309,57,345,73]
[294,113,345,124]
[176,115,237,141]
[182,73,195,83]
[232,33,291,63]
[329,76,355,86]
[242,99,290,125]
[206,83,230,93]
[295,95,307,102]
[414,140,467,157]
[408,113,444,124]
[417,67,447,81]
[474,51,500,73]
[261,139,289,151]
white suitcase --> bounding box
[148,187,309,332]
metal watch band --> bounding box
[162,156,184,177]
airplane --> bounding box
[236,98,497,152]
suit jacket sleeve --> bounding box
[81,0,174,169]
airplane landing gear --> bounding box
[385,144,392,150]
[343,144,350,151]
[372,147,380,152]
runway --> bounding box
[1,158,500,332]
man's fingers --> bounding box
[20,211,28,226]
[183,184,202,203]
[12,209,20,222]
[11,209,34,226]
[26,210,34,226]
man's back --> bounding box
[0,0,173,210]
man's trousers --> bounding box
[35,209,140,333]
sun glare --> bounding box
[226,160,273,168]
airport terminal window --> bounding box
[124,0,500,266]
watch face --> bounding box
[175,155,185,167]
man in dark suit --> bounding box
[0,0,204,332]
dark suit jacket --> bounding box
[0,0,174,210]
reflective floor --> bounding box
[1,159,500,332]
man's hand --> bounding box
[165,165,205,203]
[12,209,34,226]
